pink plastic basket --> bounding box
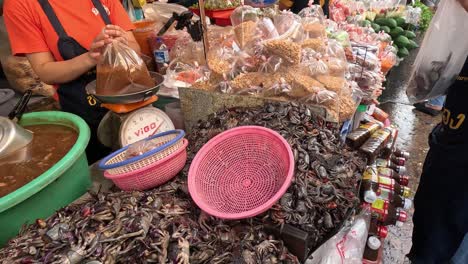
[104,139,188,191]
[188,126,294,220]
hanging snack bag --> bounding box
[96,41,155,95]
[231,6,260,49]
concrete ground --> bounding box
[379,44,440,263]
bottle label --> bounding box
[370,129,391,140]
[372,199,385,211]
[377,167,393,177]
[378,176,394,186]
[363,166,378,181]
[375,158,389,167]
[377,187,392,200]
[154,49,169,63]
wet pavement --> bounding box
[378,40,440,264]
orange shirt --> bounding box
[4,0,135,61]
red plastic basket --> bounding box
[188,126,294,220]
[104,139,188,191]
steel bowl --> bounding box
[85,72,165,104]
[0,116,33,159]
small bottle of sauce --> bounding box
[368,217,388,239]
[360,166,379,203]
[378,176,411,198]
[394,148,410,160]
[360,127,393,163]
[363,236,382,262]
[377,187,412,210]
[377,167,409,186]
[371,199,408,226]
[346,122,381,149]
[375,158,407,175]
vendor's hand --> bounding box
[103,25,129,45]
[88,29,112,63]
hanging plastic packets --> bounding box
[407,0,468,102]
[231,6,260,49]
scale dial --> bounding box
[120,107,175,146]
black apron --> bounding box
[408,57,468,263]
[38,0,112,163]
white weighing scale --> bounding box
[86,72,175,150]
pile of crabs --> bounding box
[0,102,366,264]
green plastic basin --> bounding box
[0,111,91,247]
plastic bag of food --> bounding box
[207,25,235,48]
[301,38,327,53]
[262,77,291,97]
[298,5,326,22]
[258,55,283,74]
[96,41,155,95]
[407,0,468,102]
[256,17,279,40]
[125,139,157,159]
[164,60,210,89]
[231,72,278,93]
[309,207,371,264]
[339,81,363,121]
[301,50,329,76]
[263,39,302,65]
[273,11,304,42]
[230,5,260,26]
[284,68,325,98]
[170,36,206,65]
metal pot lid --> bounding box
[0,116,33,158]
[0,117,15,153]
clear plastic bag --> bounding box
[96,41,155,96]
[262,77,291,97]
[407,0,468,102]
[263,39,302,65]
[126,140,157,159]
[164,60,210,89]
[273,11,304,42]
[309,207,371,264]
[298,5,326,22]
[170,36,206,65]
[230,5,260,26]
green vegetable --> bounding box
[375,18,398,28]
[371,23,381,32]
[395,17,406,26]
[404,30,417,39]
[398,47,409,57]
[393,44,399,53]
[360,20,372,27]
[412,0,434,32]
[395,35,410,48]
[390,27,404,37]
[407,39,419,49]
[381,26,391,34]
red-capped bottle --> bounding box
[363,236,382,262]
[390,155,406,166]
[377,167,410,186]
[378,176,412,198]
[371,199,408,226]
[368,217,388,239]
